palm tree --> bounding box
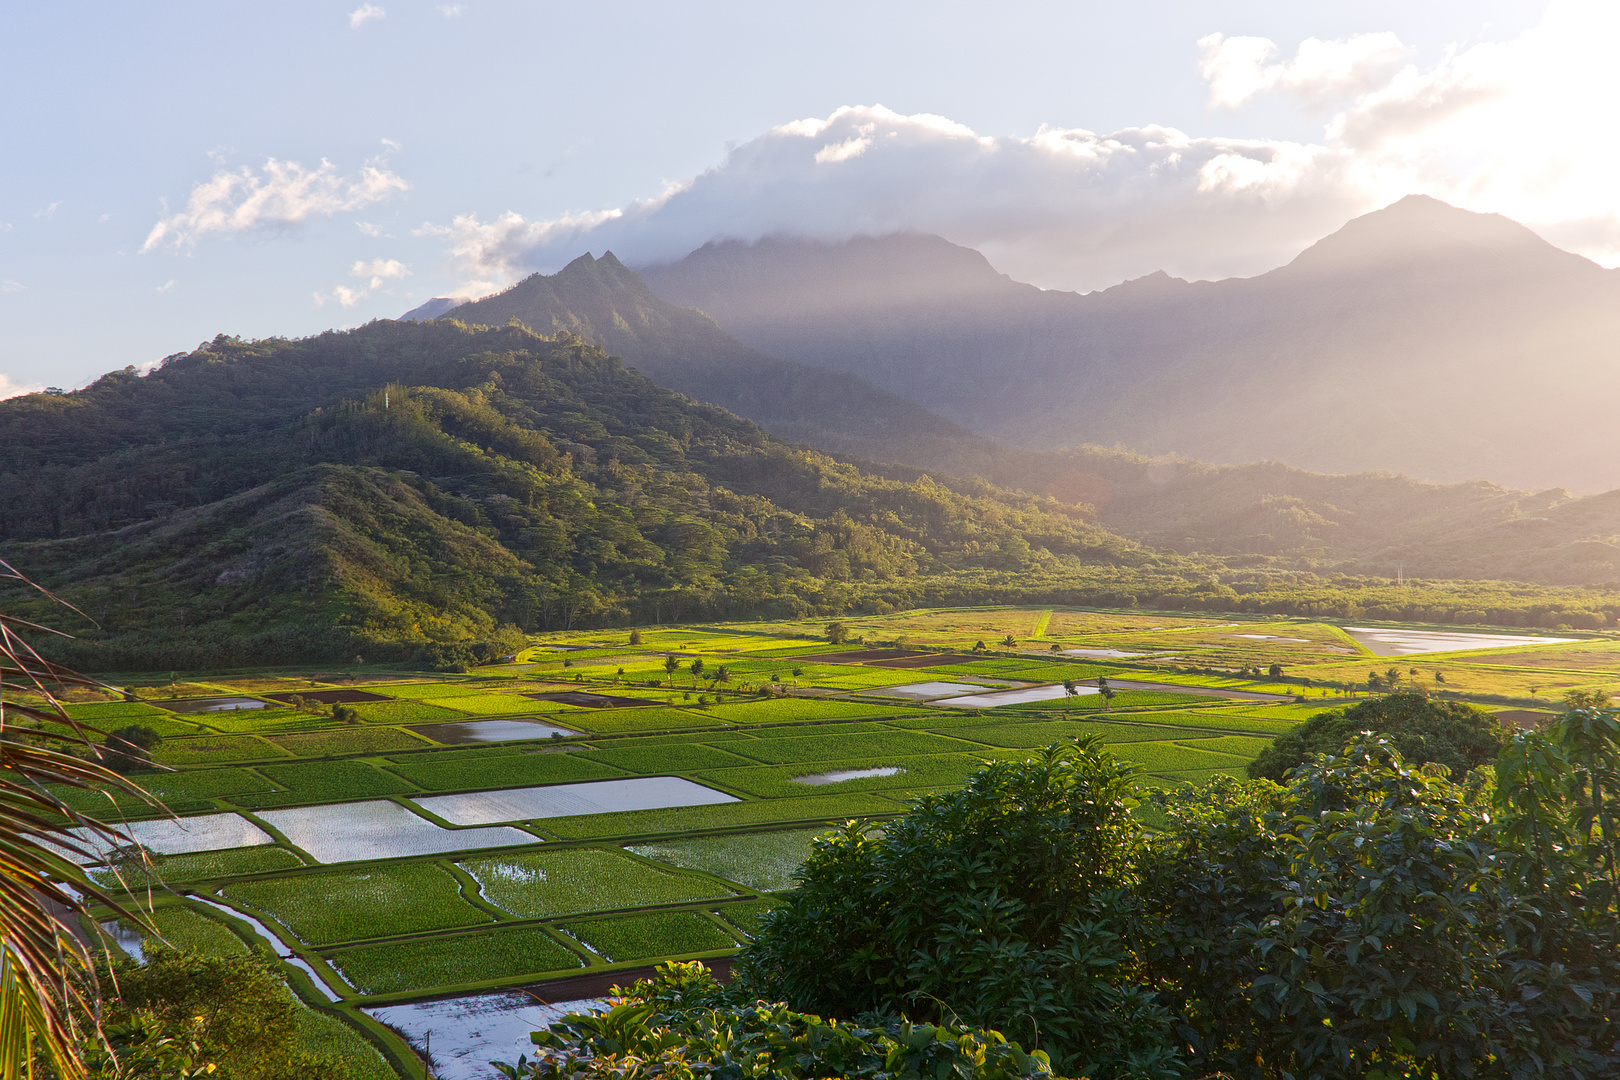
[1,558,156,1079]
[690,658,705,688]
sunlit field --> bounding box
[56,604,1618,1077]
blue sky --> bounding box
[0,1,1569,392]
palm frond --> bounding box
[0,559,162,1080]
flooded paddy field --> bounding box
[71,605,1616,1076]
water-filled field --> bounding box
[77,604,1610,1078]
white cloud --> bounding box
[426,105,1351,293]
[314,285,366,308]
[422,0,1620,292]
[380,138,402,151]
[1,280,24,293]
[142,158,408,252]
[352,258,409,288]
[1198,32,1411,110]
[0,221,11,231]
[356,221,384,237]
[35,201,61,220]
[156,279,176,293]
[350,4,384,29]
[0,374,43,399]
[437,4,462,16]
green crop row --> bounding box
[154,736,287,766]
[703,699,904,724]
[557,707,729,734]
[350,700,474,723]
[460,847,738,918]
[1108,741,1258,774]
[540,791,908,840]
[328,926,582,995]
[932,720,1207,749]
[268,727,431,758]
[93,846,305,890]
[697,753,1000,802]
[382,748,624,791]
[120,905,250,958]
[225,862,493,946]
[232,761,418,809]
[629,829,825,893]
[577,742,758,774]
[561,911,736,964]
[722,729,977,765]
[712,898,784,936]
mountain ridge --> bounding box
[639,197,1620,492]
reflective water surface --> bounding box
[414,777,737,825]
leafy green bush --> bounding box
[76,947,352,1079]
[495,962,1054,1080]
[1247,692,1506,781]
[1146,737,1620,1079]
[741,740,1181,1079]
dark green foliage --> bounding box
[1147,739,1620,1080]
[73,947,351,1079]
[102,724,162,773]
[741,740,1181,1079]
[497,961,1054,1080]
[0,320,1153,669]
[1247,692,1506,781]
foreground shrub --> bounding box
[495,962,1053,1080]
[740,740,1181,1080]
[1151,739,1620,1079]
[1247,692,1505,781]
[55,947,352,1079]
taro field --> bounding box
[66,606,1619,1078]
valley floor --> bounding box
[65,605,1619,1078]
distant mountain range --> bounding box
[640,196,1620,494]
[407,235,1620,587]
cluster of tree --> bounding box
[1247,693,1508,781]
[38,948,355,1079]
[526,712,1620,1079]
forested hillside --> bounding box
[435,252,976,464]
[0,320,1152,668]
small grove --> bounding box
[519,707,1620,1080]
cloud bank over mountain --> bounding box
[431,0,1620,295]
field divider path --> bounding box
[442,859,519,921]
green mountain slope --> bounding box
[433,252,983,464]
[0,319,1162,668]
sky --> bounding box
[4,0,1601,394]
